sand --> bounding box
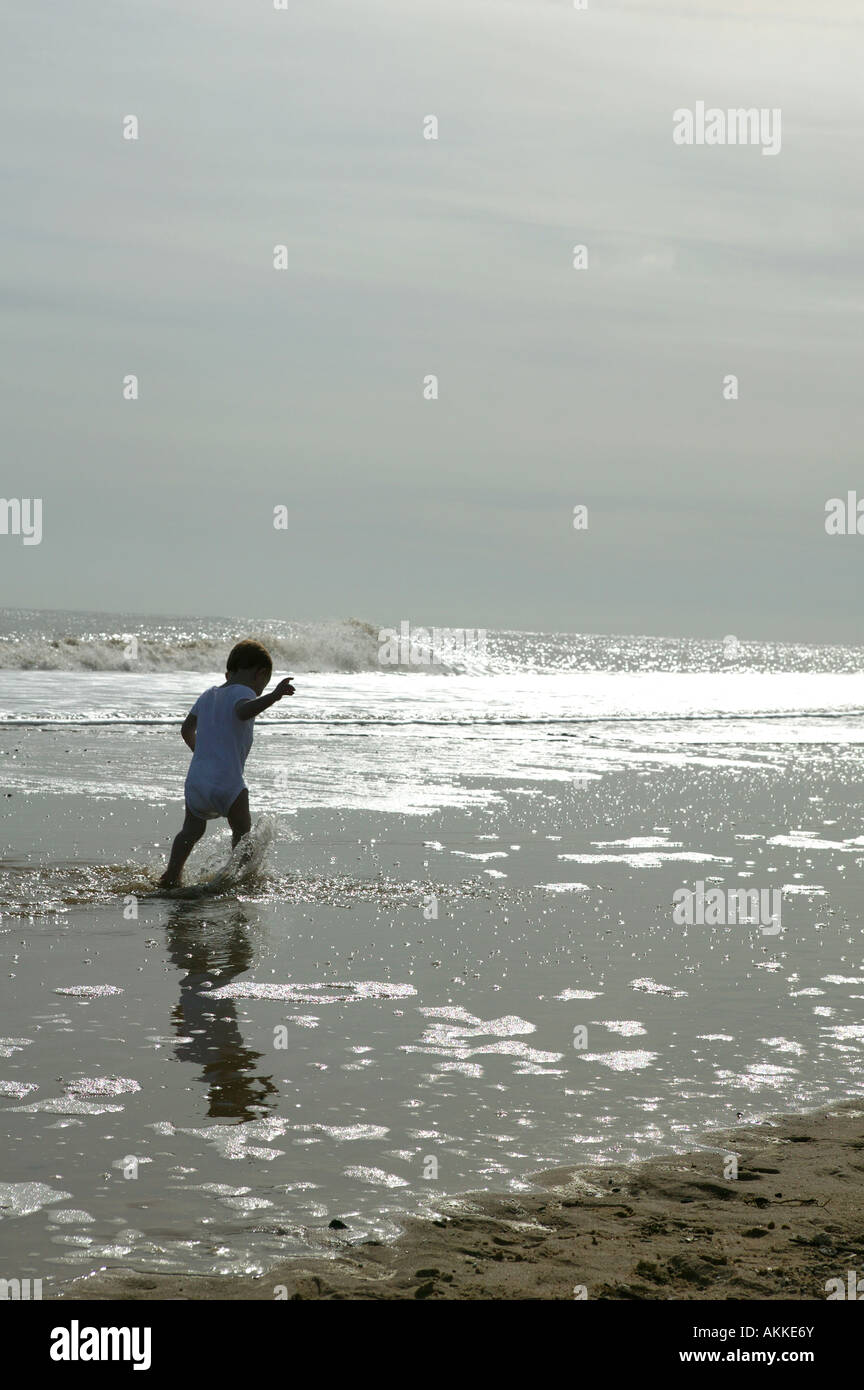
[62,1101,864,1300]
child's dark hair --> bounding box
[226,639,272,679]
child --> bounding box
[158,639,294,889]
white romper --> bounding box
[184,683,257,820]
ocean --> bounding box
[1,608,863,1289]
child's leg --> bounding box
[159,807,206,887]
[227,789,251,852]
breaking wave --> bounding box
[0,617,384,674]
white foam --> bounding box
[0,1081,37,1098]
[451,851,508,861]
[0,1181,72,1217]
[577,1051,658,1071]
[207,981,416,1003]
[630,978,687,998]
[592,837,683,849]
[559,852,730,867]
[65,1077,140,1097]
[768,832,855,851]
[312,1124,389,1141]
[11,1097,126,1115]
[54,985,124,997]
[343,1166,409,1188]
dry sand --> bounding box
[63,1101,864,1301]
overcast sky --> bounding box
[2,0,862,640]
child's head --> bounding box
[226,639,273,695]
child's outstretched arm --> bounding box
[235,678,295,722]
[181,713,197,750]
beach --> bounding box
[1,613,864,1300]
[63,1101,864,1300]
[4,0,860,1331]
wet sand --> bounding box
[4,730,864,1295]
[63,1102,864,1300]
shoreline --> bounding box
[62,1101,864,1301]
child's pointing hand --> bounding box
[273,678,295,699]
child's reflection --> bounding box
[164,902,278,1119]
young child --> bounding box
[158,639,294,889]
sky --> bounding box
[2,0,862,641]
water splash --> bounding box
[161,816,278,900]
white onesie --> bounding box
[184,683,257,820]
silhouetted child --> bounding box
[159,640,294,888]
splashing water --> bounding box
[0,817,282,915]
[156,815,279,900]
